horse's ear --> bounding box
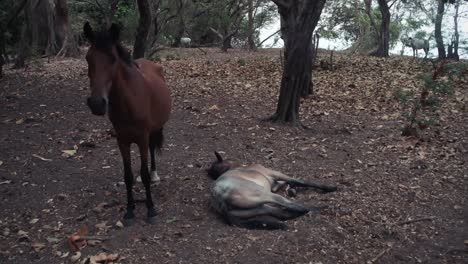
[214,151,223,162]
[83,22,94,42]
[108,23,121,42]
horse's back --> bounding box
[135,58,171,129]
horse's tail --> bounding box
[151,129,164,153]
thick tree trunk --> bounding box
[55,0,79,57]
[247,0,256,51]
[372,0,390,57]
[268,0,326,125]
[222,35,233,52]
[133,0,151,59]
[14,24,28,68]
[435,0,446,59]
[449,0,460,61]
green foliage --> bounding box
[114,3,139,42]
[398,62,464,137]
[237,58,246,66]
[0,0,25,53]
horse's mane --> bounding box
[93,30,132,66]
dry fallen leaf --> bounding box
[89,252,119,264]
[71,251,81,262]
[95,221,110,230]
[0,180,12,185]
[31,242,46,252]
[115,221,124,229]
[32,154,52,162]
[208,104,219,111]
[62,149,77,157]
[68,226,89,252]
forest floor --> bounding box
[0,48,466,264]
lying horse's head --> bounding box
[206,152,237,180]
[83,22,131,116]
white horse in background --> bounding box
[402,37,429,58]
[180,37,191,48]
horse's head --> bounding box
[83,22,122,116]
[206,152,237,180]
[402,37,413,48]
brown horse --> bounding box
[207,152,337,229]
[83,22,171,225]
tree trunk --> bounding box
[435,0,446,59]
[55,0,79,57]
[133,0,151,59]
[450,0,460,61]
[247,0,256,51]
[372,0,390,57]
[13,24,28,69]
[268,0,326,125]
[222,35,233,52]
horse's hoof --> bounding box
[150,171,160,183]
[135,172,160,183]
[146,216,157,225]
[123,217,135,227]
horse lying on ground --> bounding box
[403,37,429,58]
[206,152,337,229]
[83,22,171,225]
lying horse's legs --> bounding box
[226,202,322,229]
[267,170,337,192]
[269,193,310,214]
[117,139,135,226]
[229,204,308,221]
[226,211,287,230]
[137,137,157,224]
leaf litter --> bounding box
[0,48,466,263]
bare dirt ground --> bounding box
[0,48,466,264]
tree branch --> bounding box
[271,0,290,9]
[257,29,281,47]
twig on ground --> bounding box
[77,235,110,241]
[396,216,434,226]
[367,246,392,264]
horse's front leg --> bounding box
[137,136,157,224]
[117,139,135,226]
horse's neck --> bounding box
[113,62,143,96]
[109,62,144,115]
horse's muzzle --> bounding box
[87,96,107,116]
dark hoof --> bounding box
[147,215,157,225]
[123,217,135,227]
[146,207,157,224]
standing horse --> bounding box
[83,22,171,225]
[403,37,429,58]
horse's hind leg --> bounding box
[137,136,157,224]
[117,139,136,226]
[137,129,163,183]
[149,129,163,182]
[267,169,337,192]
